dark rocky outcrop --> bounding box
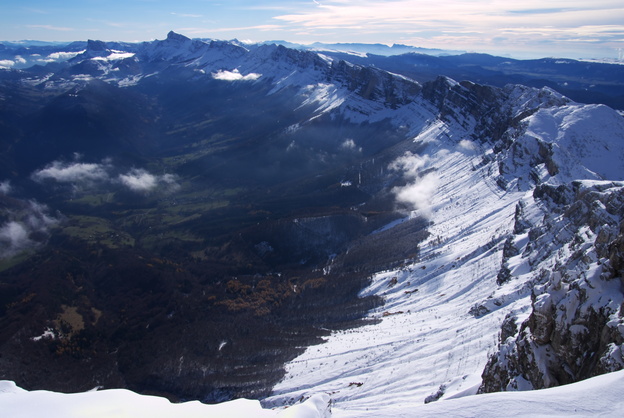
[480,182,624,393]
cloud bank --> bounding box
[0,56,26,69]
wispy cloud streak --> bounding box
[271,0,624,57]
[26,24,74,32]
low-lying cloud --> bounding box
[0,200,59,260]
[392,173,440,217]
[389,152,439,218]
[389,152,430,178]
[458,139,477,152]
[341,138,362,152]
[118,168,158,192]
[212,69,261,81]
[31,159,180,195]
[0,56,26,69]
[0,181,11,195]
[118,169,180,193]
[32,161,110,184]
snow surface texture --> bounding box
[2,370,624,417]
[263,83,624,416]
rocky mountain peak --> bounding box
[86,39,108,52]
[79,39,111,59]
[166,31,191,43]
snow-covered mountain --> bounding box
[263,81,624,416]
[1,32,624,416]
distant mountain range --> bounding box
[2,32,623,110]
[1,31,623,415]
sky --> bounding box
[1,0,623,59]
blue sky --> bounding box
[1,0,623,59]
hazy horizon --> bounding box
[1,1,623,61]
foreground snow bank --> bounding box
[407,369,624,418]
[0,382,330,418]
[2,371,623,417]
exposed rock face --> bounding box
[480,182,624,392]
[329,59,422,107]
[421,76,506,139]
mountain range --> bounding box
[1,31,623,415]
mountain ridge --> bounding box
[2,31,623,110]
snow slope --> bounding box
[263,87,624,415]
[379,369,624,417]
[266,118,531,415]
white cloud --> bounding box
[212,69,262,81]
[118,168,158,192]
[32,161,110,183]
[393,172,439,217]
[340,138,361,152]
[43,50,84,62]
[0,56,27,69]
[0,201,59,260]
[160,173,181,192]
[388,152,430,179]
[31,159,179,195]
[0,60,16,69]
[118,169,180,193]
[458,139,477,152]
[0,181,11,195]
[91,51,136,61]
[389,152,439,217]
[0,222,31,254]
[24,201,57,231]
[271,0,624,58]
[274,1,624,33]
